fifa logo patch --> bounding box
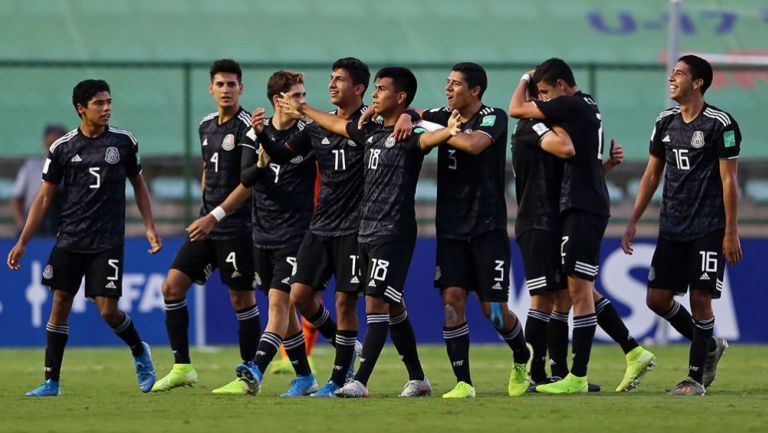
[222,134,236,151]
[105,147,120,164]
[691,131,705,149]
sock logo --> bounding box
[451,360,464,367]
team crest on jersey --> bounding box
[691,131,705,149]
[105,147,120,164]
[434,266,441,281]
[43,265,53,280]
[648,266,655,282]
[290,155,305,164]
[385,136,396,148]
[222,134,236,151]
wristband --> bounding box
[210,206,226,222]
[520,73,531,82]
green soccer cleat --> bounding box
[508,363,529,397]
[442,381,476,399]
[616,346,657,392]
[212,378,251,395]
[266,358,294,375]
[150,364,198,392]
[535,373,588,394]
[668,377,706,396]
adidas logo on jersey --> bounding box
[491,282,502,290]
[106,281,117,289]
[662,135,671,143]
[321,137,331,144]
[700,272,711,281]
[202,138,208,146]
[70,154,82,162]
[350,276,360,284]
[366,137,374,144]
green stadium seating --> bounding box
[150,176,202,201]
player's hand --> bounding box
[609,139,624,166]
[186,215,216,242]
[393,113,413,141]
[251,108,266,134]
[257,144,271,169]
[6,242,25,270]
[146,227,162,254]
[723,232,743,266]
[277,93,304,118]
[447,110,462,136]
[357,105,376,130]
[621,222,636,255]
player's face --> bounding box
[445,71,477,110]
[284,83,307,119]
[536,80,567,101]
[668,61,698,102]
[77,91,111,126]
[329,68,357,107]
[209,72,243,109]
[371,77,403,116]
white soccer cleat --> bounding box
[334,379,369,398]
[399,377,432,397]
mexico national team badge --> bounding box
[105,147,120,164]
[222,134,236,151]
[691,131,705,148]
[385,136,396,148]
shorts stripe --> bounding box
[574,261,599,276]
[384,286,403,303]
[526,276,548,291]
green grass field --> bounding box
[1,344,767,433]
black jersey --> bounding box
[42,126,141,253]
[199,108,253,240]
[649,103,741,241]
[534,91,610,216]
[242,118,316,249]
[257,105,367,237]
[511,119,564,236]
[346,121,426,242]
[422,106,508,239]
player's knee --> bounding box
[483,302,506,331]
[646,291,672,314]
[161,279,184,300]
[689,289,713,313]
[290,290,312,314]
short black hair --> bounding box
[332,57,370,93]
[43,124,67,137]
[72,79,110,116]
[451,62,488,98]
[210,58,242,82]
[534,57,577,87]
[375,67,417,107]
[526,77,539,100]
[677,54,713,95]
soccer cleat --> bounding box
[133,342,156,393]
[266,357,294,375]
[399,377,432,397]
[535,373,588,394]
[616,346,657,392]
[212,378,251,395]
[25,379,60,397]
[280,373,319,397]
[529,376,600,393]
[702,337,728,388]
[235,361,263,395]
[334,379,368,398]
[442,381,476,399]
[668,377,706,396]
[310,380,341,398]
[508,363,529,397]
[151,364,198,392]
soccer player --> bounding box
[7,79,162,397]
[186,70,319,396]
[277,66,460,398]
[622,55,740,396]
[416,62,531,398]
[151,59,259,394]
[508,58,645,393]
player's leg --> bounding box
[279,305,319,396]
[290,233,337,345]
[527,292,554,384]
[304,292,322,356]
[548,290,571,380]
[390,299,430,397]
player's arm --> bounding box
[277,94,350,138]
[621,155,664,255]
[602,139,624,174]
[186,182,252,242]
[540,125,575,159]
[7,181,57,270]
[720,157,742,266]
[508,71,545,120]
[418,111,461,151]
[129,174,162,254]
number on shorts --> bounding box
[286,256,297,276]
[493,260,505,282]
[107,259,120,281]
[226,251,238,271]
[349,255,358,276]
[369,258,390,281]
[560,236,570,266]
[699,251,718,273]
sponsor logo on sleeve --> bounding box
[481,115,497,127]
[723,130,736,148]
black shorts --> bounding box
[42,245,124,298]
[517,229,566,296]
[292,232,360,293]
[648,230,725,299]
[170,236,254,291]
[560,210,608,282]
[434,230,510,302]
[359,235,416,305]
[254,238,302,295]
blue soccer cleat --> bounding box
[25,379,61,397]
[310,380,342,398]
[134,341,156,393]
[235,361,263,395]
[280,373,319,397]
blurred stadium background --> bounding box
[1,1,767,356]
